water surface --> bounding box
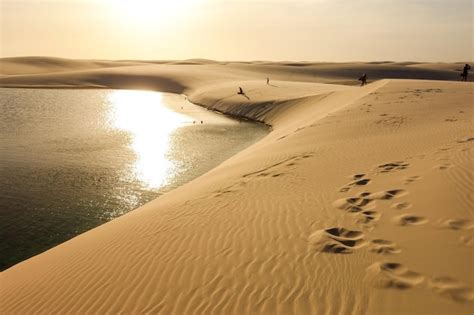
[0,88,268,270]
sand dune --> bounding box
[0,56,144,75]
[0,59,473,314]
[1,57,469,89]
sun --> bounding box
[108,0,201,26]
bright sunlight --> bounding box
[107,0,202,27]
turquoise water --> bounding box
[0,88,268,270]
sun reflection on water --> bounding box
[108,90,192,188]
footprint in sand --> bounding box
[392,214,428,226]
[443,220,474,249]
[403,175,421,185]
[391,202,412,210]
[339,174,371,192]
[358,210,381,224]
[308,227,366,254]
[377,161,409,173]
[457,137,474,144]
[366,262,424,290]
[436,163,453,170]
[438,218,474,231]
[357,210,382,231]
[459,235,474,248]
[368,239,401,255]
[428,276,474,303]
[339,187,351,193]
[352,178,371,186]
[334,190,407,213]
[333,196,376,213]
[369,189,408,200]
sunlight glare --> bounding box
[108,90,192,189]
[107,0,202,26]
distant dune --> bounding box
[0,57,469,89]
[1,57,473,314]
[0,56,144,75]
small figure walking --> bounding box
[359,73,368,86]
[237,86,250,99]
[266,77,270,85]
[461,64,471,82]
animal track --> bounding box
[392,214,428,226]
[412,88,443,94]
[366,262,424,289]
[375,116,405,128]
[308,227,366,254]
[377,161,409,173]
[428,277,474,303]
[242,152,314,179]
[213,152,315,197]
[368,239,401,255]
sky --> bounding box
[0,0,473,61]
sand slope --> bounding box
[0,59,473,314]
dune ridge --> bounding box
[0,59,473,314]
[1,57,470,89]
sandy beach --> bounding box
[0,58,473,314]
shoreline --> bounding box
[0,86,274,128]
[1,59,473,314]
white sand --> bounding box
[1,58,473,314]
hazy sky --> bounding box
[1,0,472,61]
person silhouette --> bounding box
[461,64,471,82]
[238,87,244,94]
[359,73,368,86]
[266,77,269,85]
